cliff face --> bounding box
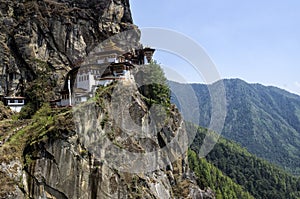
[0,76,214,199]
[20,79,212,199]
[0,0,136,96]
[0,1,215,198]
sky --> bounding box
[129,0,300,95]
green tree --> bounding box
[135,61,170,108]
[19,59,57,119]
[188,125,300,199]
[188,149,254,199]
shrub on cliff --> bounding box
[135,61,171,108]
[20,59,58,118]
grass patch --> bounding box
[0,103,73,195]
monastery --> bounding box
[54,42,155,107]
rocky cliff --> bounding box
[0,0,214,198]
[0,79,214,198]
[19,79,212,199]
[0,0,137,97]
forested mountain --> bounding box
[187,124,300,199]
[169,79,300,175]
[188,148,254,199]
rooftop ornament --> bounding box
[143,47,156,64]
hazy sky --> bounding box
[129,0,300,95]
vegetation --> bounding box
[0,101,12,120]
[188,125,300,199]
[3,63,300,198]
[0,103,71,164]
[135,61,171,108]
[170,79,300,175]
[20,59,58,119]
[188,149,254,199]
[0,102,73,197]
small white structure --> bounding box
[74,94,89,104]
[76,69,96,93]
[93,40,125,65]
[74,88,92,104]
[4,96,25,112]
[59,78,75,107]
[59,90,71,107]
[96,77,114,87]
[75,62,134,93]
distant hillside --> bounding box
[169,79,300,175]
[187,124,300,199]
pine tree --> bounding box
[135,61,170,108]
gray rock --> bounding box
[20,80,215,199]
[0,0,137,96]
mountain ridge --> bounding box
[187,124,300,199]
[169,78,300,175]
